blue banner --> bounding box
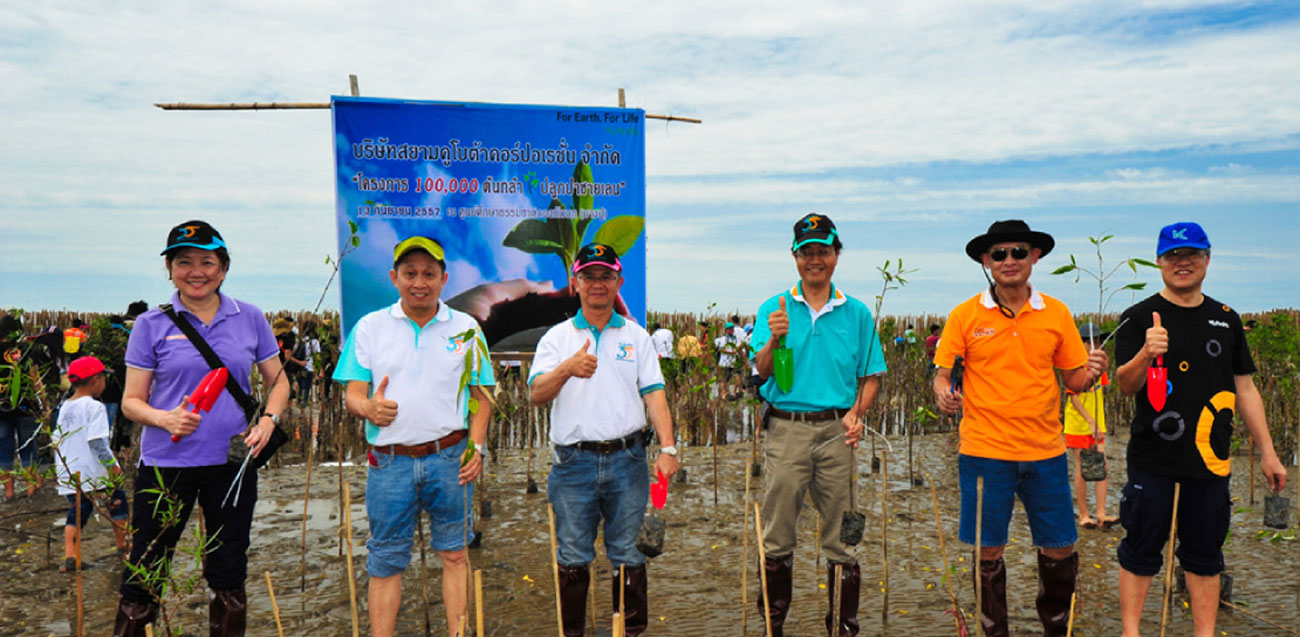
[331,97,647,348]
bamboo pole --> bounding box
[417,515,433,636]
[831,562,842,637]
[616,564,626,636]
[1220,599,1300,635]
[1159,482,1181,637]
[1250,437,1255,505]
[742,457,752,637]
[712,406,719,506]
[1066,591,1077,637]
[74,479,83,637]
[881,447,890,621]
[457,615,467,637]
[548,504,565,637]
[299,421,316,594]
[265,571,285,637]
[928,475,963,636]
[343,481,360,637]
[475,569,485,637]
[975,476,984,637]
[754,502,773,637]
[153,101,704,123]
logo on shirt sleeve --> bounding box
[616,342,635,361]
[446,334,470,355]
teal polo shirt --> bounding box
[750,282,887,412]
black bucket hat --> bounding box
[965,219,1055,262]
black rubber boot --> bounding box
[613,563,649,636]
[1036,552,1079,637]
[112,598,158,637]
[758,554,794,637]
[558,564,590,637]
[976,556,1010,637]
[824,560,861,636]
[208,588,247,637]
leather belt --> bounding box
[566,429,649,454]
[372,430,468,457]
[767,407,850,422]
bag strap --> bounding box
[159,304,261,421]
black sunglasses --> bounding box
[989,247,1030,262]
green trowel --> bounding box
[774,334,794,392]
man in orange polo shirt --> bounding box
[933,220,1108,637]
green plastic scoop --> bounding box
[774,334,794,392]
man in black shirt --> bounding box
[1114,222,1286,637]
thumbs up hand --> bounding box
[367,375,399,426]
[1144,311,1169,361]
[565,339,599,379]
[769,296,790,340]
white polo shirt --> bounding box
[530,312,665,445]
[333,301,495,446]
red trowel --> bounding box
[175,367,228,442]
[650,470,669,510]
[1147,312,1167,411]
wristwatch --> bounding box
[262,413,281,426]
[660,445,678,457]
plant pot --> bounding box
[525,477,539,494]
[480,500,493,519]
[751,462,763,478]
[871,457,881,472]
[674,468,688,484]
[1175,568,1233,602]
[1264,494,1291,529]
[840,511,865,546]
[468,530,483,549]
[636,516,665,558]
[1079,449,1106,482]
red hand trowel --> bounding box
[175,367,228,442]
[650,470,669,510]
[1146,312,1167,411]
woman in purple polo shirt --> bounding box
[113,220,289,637]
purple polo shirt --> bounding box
[125,292,279,467]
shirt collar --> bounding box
[573,311,626,330]
[170,291,239,322]
[979,283,1045,311]
[388,300,451,325]
[790,282,846,310]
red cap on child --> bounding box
[67,356,107,383]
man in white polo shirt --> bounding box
[333,236,494,637]
[530,242,679,637]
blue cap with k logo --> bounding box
[1157,222,1211,256]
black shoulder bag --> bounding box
[159,304,289,469]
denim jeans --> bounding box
[365,438,473,578]
[958,453,1077,549]
[548,441,649,568]
[0,412,39,470]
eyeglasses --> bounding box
[795,246,835,259]
[577,272,619,283]
[989,247,1030,262]
[1160,248,1208,261]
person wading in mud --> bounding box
[529,242,678,636]
[750,213,886,636]
[333,236,494,637]
[1113,222,1286,637]
[933,219,1107,637]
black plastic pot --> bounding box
[1264,494,1291,529]
[840,511,865,546]
[525,477,539,494]
[1079,449,1106,482]
[480,500,493,519]
[636,516,665,558]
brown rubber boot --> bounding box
[112,598,158,637]
[757,554,794,637]
[613,563,648,636]
[208,588,247,637]
[558,564,590,637]
[1036,552,1079,637]
[824,560,861,636]
[976,556,1010,637]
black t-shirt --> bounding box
[1116,293,1254,479]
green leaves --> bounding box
[461,439,477,466]
[593,215,645,256]
[1051,264,1078,275]
[572,160,594,212]
[503,218,571,258]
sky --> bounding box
[2,1,1298,320]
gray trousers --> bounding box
[761,413,856,563]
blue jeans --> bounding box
[0,412,39,470]
[548,442,649,568]
[365,439,473,578]
[958,453,1077,549]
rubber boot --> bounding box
[557,564,590,637]
[112,598,158,637]
[613,563,649,636]
[757,554,793,637]
[1036,552,1078,637]
[824,561,861,636]
[975,556,1009,637]
[208,588,247,637]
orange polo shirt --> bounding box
[934,286,1088,461]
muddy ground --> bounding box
[2,431,1297,636]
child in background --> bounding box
[54,356,129,573]
[1063,323,1117,529]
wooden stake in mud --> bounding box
[1159,482,1181,637]
[416,515,433,637]
[474,569,485,637]
[615,564,626,636]
[975,475,984,637]
[457,614,467,637]
[337,416,345,558]
[74,478,83,637]
[743,457,752,636]
[928,474,964,636]
[265,571,285,637]
[1066,591,1077,637]
[754,502,773,637]
[712,405,720,506]
[343,481,360,637]
[1249,437,1255,505]
[548,504,565,637]
[300,421,316,595]
[881,447,890,621]
[831,562,843,637]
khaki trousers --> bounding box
[761,414,856,563]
